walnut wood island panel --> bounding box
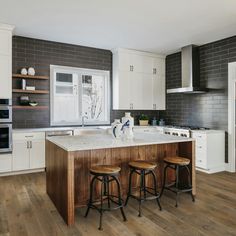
[46,134,195,226]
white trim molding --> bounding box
[228,62,236,172]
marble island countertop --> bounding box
[47,132,194,152]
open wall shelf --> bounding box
[12,89,49,94]
[12,74,49,80]
[13,106,49,110]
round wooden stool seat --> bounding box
[128,160,157,170]
[164,157,190,166]
[90,165,121,175]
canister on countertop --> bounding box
[152,117,157,126]
[159,119,165,126]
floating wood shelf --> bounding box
[12,74,49,80]
[13,106,49,110]
[12,89,49,94]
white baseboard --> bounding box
[196,165,225,174]
[225,163,236,172]
[0,168,45,177]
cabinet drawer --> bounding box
[0,154,12,173]
[195,144,206,152]
[196,147,207,169]
[13,132,45,141]
[196,146,207,158]
[196,158,207,169]
[192,133,207,146]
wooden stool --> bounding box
[160,156,195,207]
[85,165,127,230]
[125,160,162,217]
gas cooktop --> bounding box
[165,125,210,130]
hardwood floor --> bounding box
[0,171,235,236]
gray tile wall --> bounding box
[160,36,236,162]
[12,36,159,128]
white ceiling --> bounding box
[1,0,236,54]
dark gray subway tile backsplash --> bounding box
[160,36,236,162]
[161,36,236,129]
[12,36,159,128]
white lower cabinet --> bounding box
[30,139,45,169]
[12,139,29,171]
[0,154,12,173]
[191,130,225,173]
[12,132,45,171]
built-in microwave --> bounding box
[0,99,12,123]
[0,124,12,153]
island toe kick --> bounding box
[46,140,196,226]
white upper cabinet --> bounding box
[0,23,14,99]
[0,29,11,55]
[112,48,166,110]
[152,57,166,110]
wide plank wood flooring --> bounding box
[0,171,235,236]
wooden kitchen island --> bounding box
[46,131,195,226]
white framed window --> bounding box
[50,65,110,126]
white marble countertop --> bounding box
[13,126,111,133]
[47,132,194,152]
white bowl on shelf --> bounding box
[29,102,38,107]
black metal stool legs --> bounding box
[125,168,135,206]
[161,162,194,207]
[138,170,144,217]
[160,164,169,197]
[99,177,104,230]
[85,173,126,230]
[112,176,127,221]
[84,175,96,217]
[125,168,162,217]
[184,165,195,202]
[175,165,179,207]
[150,170,162,211]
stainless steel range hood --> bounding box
[167,45,208,94]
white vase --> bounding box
[28,67,35,76]
[111,119,121,127]
[21,68,27,75]
[122,112,134,128]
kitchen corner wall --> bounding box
[160,35,236,162]
[12,36,159,128]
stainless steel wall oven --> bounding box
[0,99,12,153]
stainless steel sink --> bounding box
[73,128,107,136]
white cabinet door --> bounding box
[0,54,11,99]
[0,154,12,173]
[0,30,11,55]
[114,71,131,109]
[130,73,153,110]
[153,57,166,110]
[12,140,30,171]
[30,140,45,169]
[153,74,166,110]
[118,52,131,72]
[130,54,143,73]
[142,56,154,74]
[130,73,143,109]
[142,74,153,109]
[153,58,165,76]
